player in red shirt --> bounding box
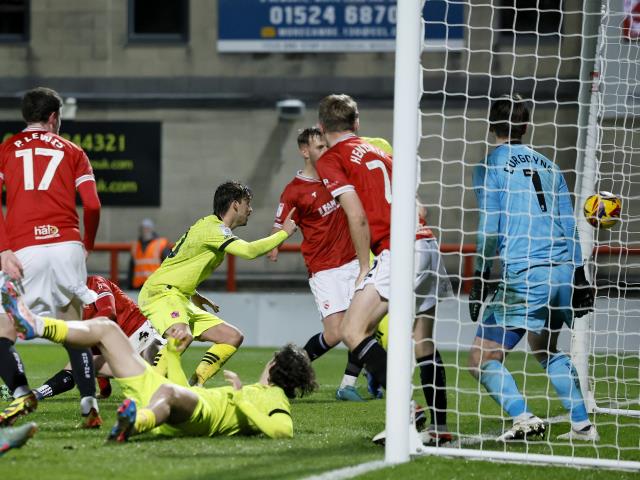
[315,95,453,444]
[0,87,102,428]
[33,275,164,401]
[268,127,366,401]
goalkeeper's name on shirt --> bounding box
[503,152,553,174]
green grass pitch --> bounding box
[1,344,638,479]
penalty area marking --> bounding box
[301,460,387,480]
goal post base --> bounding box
[414,446,640,472]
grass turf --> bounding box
[0,344,638,479]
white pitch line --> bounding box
[301,460,387,480]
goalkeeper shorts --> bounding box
[483,263,573,333]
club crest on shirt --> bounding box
[219,225,233,238]
[34,224,60,240]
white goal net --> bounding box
[387,0,640,471]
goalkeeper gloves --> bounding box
[572,265,594,318]
[469,270,491,322]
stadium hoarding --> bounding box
[217,0,464,53]
[0,121,162,207]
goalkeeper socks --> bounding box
[0,338,30,398]
[42,317,69,344]
[540,353,589,423]
[417,351,448,428]
[352,336,387,389]
[304,332,333,361]
[134,408,156,434]
[152,346,169,377]
[193,343,237,386]
[35,369,75,400]
[480,360,528,418]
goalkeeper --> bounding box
[2,279,317,441]
[139,181,297,387]
[468,95,597,442]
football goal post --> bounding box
[387,0,640,471]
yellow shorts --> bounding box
[115,364,171,407]
[139,288,224,338]
[116,365,232,437]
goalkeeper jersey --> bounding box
[142,215,236,297]
[472,141,582,274]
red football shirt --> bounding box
[0,127,96,251]
[316,134,394,255]
[84,275,147,338]
[274,171,356,275]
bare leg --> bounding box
[62,319,147,379]
[144,384,199,427]
[341,285,388,350]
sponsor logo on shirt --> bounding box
[219,225,233,238]
[276,203,284,218]
[34,224,60,240]
[317,199,339,217]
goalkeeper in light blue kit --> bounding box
[468,95,598,442]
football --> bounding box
[583,191,622,229]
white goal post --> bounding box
[387,0,640,471]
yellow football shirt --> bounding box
[142,215,234,297]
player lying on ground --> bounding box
[468,94,598,442]
[315,95,454,445]
[0,422,36,457]
[139,181,297,387]
[33,275,164,401]
[269,127,383,402]
[2,280,317,441]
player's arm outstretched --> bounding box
[225,208,297,260]
[335,191,370,284]
[224,370,293,439]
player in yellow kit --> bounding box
[2,279,317,441]
[139,181,297,387]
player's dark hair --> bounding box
[269,343,317,399]
[318,94,359,133]
[213,181,253,219]
[297,127,323,148]
[21,87,63,124]
[489,94,530,139]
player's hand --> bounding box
[0,250,23,281]
[282,208,298,236]
[572,266,594,318]
[469,270,491,322]
[164,325,192,352]
[267,248,279,262]
[191,292,220,313]
[224,370,243,390]
[355,266,369,288]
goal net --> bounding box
[387,0,640,471]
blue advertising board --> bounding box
[218,0,464,52]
